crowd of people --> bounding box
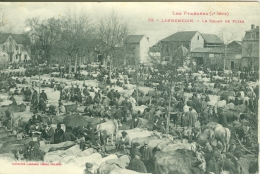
[0,61,258,174]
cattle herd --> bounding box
[0,62,258,174]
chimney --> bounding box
[251,24,255,29]
[147,37,149,42]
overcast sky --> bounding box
[0,2,259,46]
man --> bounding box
[31,113,42,125]
[218,108,227,127]
[14,87,19,95]
[128,151,147,173]
[85,93,93,106]
[83,162,94,174]
[24,87,32,102]
[59,102,66,114]
[54,123,64,144]
[39,90,48,101]
[43,122,55,143]
[38,98,47,113]
[130,142,141,160]
[24,141,43,161]
[31,90,38,109]
[116,131,130,153]
[206,151,222,174]
[84,123,95,143]
[140,141,154,173]
[61,126,77,142]
[185,107,196,128]
[130,114,142,129]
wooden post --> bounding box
[166,83,172,134]
[136,72,139,106]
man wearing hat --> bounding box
[130,142,141,160]
[84,162,94,174]
[130,113,142,129]
[31,90,38,109]
[140,141,154,172]
[116,131,130,153]
[42,122,55,143]
[24,87,32,102]
[128,151,147,173]
[54,123,64,144]
[40,90,48,102]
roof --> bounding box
[0,33,31,45]
[149,46,160,52]
[200,33,223,44]
[229,41,242,45]
[161,31,197,42]
[126,35,146,44]
[245,27,259,33]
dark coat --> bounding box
[206,159,220,174]
[218,112,227,127]
[128,158,147,173]
[130,118,142,129]
[54,128,64,144]
[61,131,76,142]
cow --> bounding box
[96,119,119,146]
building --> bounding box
[149,42,161,62]
[160,31,223,63]
[126,35,150,64]
[0,33,31,64]
[226,41,242,70]
[241,24,259,70]
[160,31,203,59]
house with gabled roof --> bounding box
[0,33,31,63]
[160,31,223,66]
[126,35,150,64]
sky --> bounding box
[0,2,259,46]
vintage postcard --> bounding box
[0,2,259,174]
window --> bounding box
[251,33,256,39]
[24,55,27,60]
[166,46,169,53]
[209,54,214,58]
[2,45,5,51]
[16,45,19,50]
[197,36,199,40]
[16,55,18,59]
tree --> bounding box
[25,17,62,64]
[0,7,7,31]
[96,11,132,79]
[59,9,95,73]
[218,28,236,70]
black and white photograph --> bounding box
[0,2,259,174]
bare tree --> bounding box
[218,28,237,70]
[60,9,94,73]
[97,10,132,79]
[25,17,62,64]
